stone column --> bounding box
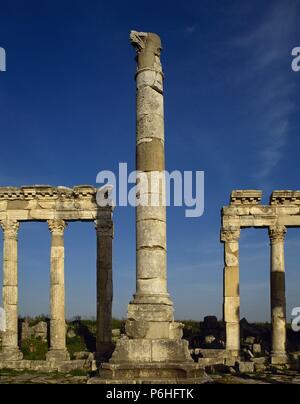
[221,226,241,357]
[90,31,207,383]
[105,31,192,368]
[0,219,23,360]
[127,31,179,334]
[46,219,69,361]
[269,225,288,365]
[96,213,114,360]
[131,31,171,313]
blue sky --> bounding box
[0,0,299,322]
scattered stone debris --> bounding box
[22,321,48,342]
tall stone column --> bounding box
[90,32,209,384]
[269,225,288,365]
[46,219,69,361]
[221,226,241,357]
[127,30,175,329]
[0,219,23,360]
[96,212,114,360]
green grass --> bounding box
[21,338,48,361]
[67,368,89,377]
[66,336,88,359]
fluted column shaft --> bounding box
[46,219,69,361]
[269,225,288,364]
[96,217,113,359]
[221,226,241,357]
[0,219,23,360]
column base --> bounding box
[271,352,288,365]
[110,336,192,364]
[127,301,174,323]
[46,349,70,362]
[226,349,240,359]
[0,348,23,361]
[88,362,211,384]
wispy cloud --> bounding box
[184,25,197,36]
[233,1,298,179]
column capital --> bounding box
[269,225,287,243]
[48,219,67,236]
[95,220,114,238]
[221,226,240,243]
[130,31,163,73]
[0,219,20,240]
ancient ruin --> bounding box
[89,31,207,384]
[0,186,113,370]
[221,190,300,365]
[0,30,299,383]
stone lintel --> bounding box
[0,185,97,202]
[0,186,113,222]
[230,190,262,206]
[270,190,300,206]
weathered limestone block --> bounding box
[137,86,164,117]
[253,343,262,354]
[137,249,166,279]
[224,297,240,323]
[238,361,255,373]
[137,114,164,141]
[224,267,239,297]
[250,206,274,215]
[270,190,300,205]
[21,321,48,342]
[225,247,239,267]
[0,186,99,222]
[136,205,166,222]
[125,321,182,340]
[230,190,262,205]
[3,287,18,305]
[127,303,173,322]
[0,201,8,211]
[225,323,240,353]
[136,219,166,249]
[276,206,300,215]
[136,278,167,295]
[278,215,300,226]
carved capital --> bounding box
[95,220,114,238]
[48,219,67,236]
[130,30,162,72]
[269,225,287,243]
[221,227,241,243]
[0,219,20,239]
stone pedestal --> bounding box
[90,31,207,383]
[0,220,23,361]
[46,219,70,362]
[221,226,241,358]
[269,226,288,365]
